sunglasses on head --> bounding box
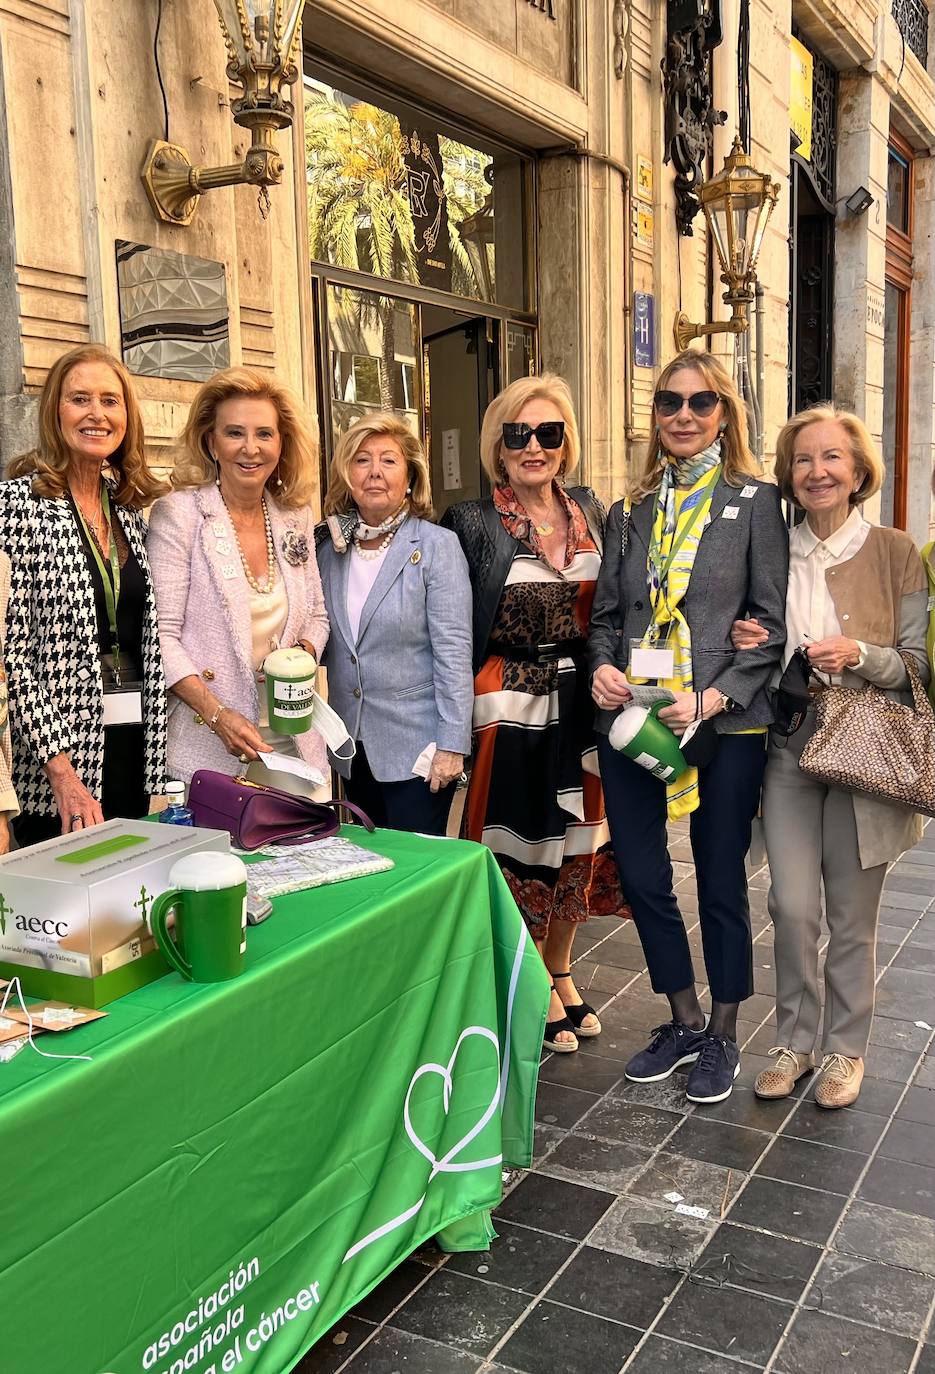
[501,420,566,451]
[653,389,721,418]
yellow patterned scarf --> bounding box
[631,444,722,818]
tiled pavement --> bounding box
[295,824,935,1374]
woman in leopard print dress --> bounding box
[443,375,629,1054]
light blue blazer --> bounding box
[317,515,474,782]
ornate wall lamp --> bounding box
[141,1,304,227]
[673,137,780,351]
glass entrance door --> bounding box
[314,272,537,509]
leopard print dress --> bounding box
[463,486,628,939]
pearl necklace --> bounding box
[221,493,276,593]
[352,528,396,561]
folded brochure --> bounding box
[245,835,394,900]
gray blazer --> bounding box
[317,515,474,782]
[589,476,789,732]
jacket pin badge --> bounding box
[740,485,758,498]
[410,550,422,564]
[722,506,739,520]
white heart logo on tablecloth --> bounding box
[343,925,530,1263]
[403,1025,502,1177]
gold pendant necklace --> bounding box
[534,521,554,536]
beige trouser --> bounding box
[761,714,887,1059]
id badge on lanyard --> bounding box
[74,486,143,726]
[629,638,675,679]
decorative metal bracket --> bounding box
[612,0,628,78]
[662,0,726,235]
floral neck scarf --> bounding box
[494,482,586,570]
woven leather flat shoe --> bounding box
[754,1047,815,1100]
[815,1053,864,1108]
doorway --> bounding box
[422,305,494,518]
[313,272,537,511]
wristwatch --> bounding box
[718,692,736,714]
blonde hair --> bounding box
[479,373,581,484]
[172,367,319,510]
[324,414,434,519]
[629,350,761,501]
[774,404,885,507]
[8,343,165,507]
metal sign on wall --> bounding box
[634,292,655,368]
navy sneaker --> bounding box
[625,1021,707,1083]
[685,1034,741,1103]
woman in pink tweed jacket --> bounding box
[146,369,329,786]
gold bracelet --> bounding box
[208,705,226,732]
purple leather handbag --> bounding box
[188,770,375,850]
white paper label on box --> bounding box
[102,690,143,726]
[630,646,675,678]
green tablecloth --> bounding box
[0,829,548,1374]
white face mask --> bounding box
[309,691,356,762]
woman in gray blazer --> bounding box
[316,415,473,835]
[589,350,788,1104]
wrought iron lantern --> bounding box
[141,1,304,226]
[673,137,780,351]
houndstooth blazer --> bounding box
[0,474,168,815]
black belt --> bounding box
[491,638,588,664]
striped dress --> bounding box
[463,487,628,939]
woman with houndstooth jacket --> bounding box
[0,551,19,853]
[0,344,168,846]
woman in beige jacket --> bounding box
[0,550,21,852]
[733,406,929,1110]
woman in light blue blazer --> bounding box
[316,414,473,834]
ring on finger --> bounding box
[238,752,249,763]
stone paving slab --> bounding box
[294,836,935,1374]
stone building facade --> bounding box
[0,0,933,541]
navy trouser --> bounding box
[597,731,767,1004]
[345,743,456,837]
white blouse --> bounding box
[347,544,390,643]
[783,507,870,678]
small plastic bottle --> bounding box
[159,781,194,826]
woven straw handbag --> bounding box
[798,651,935,817]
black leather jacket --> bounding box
[440,487,606,674]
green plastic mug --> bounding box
[149,852,249,983]
[608,701,688,781]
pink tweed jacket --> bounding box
[146,484,330,784]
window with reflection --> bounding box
[887,149,910,233]
[305,76,531,310]
[326,284,419,446]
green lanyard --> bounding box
[73,483,122,682]
[650,464,721,595]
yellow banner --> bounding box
[790,36,813,161]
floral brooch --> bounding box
[282,529,309,566]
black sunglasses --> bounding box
[653,389,721,418]
[501,421,566,451]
